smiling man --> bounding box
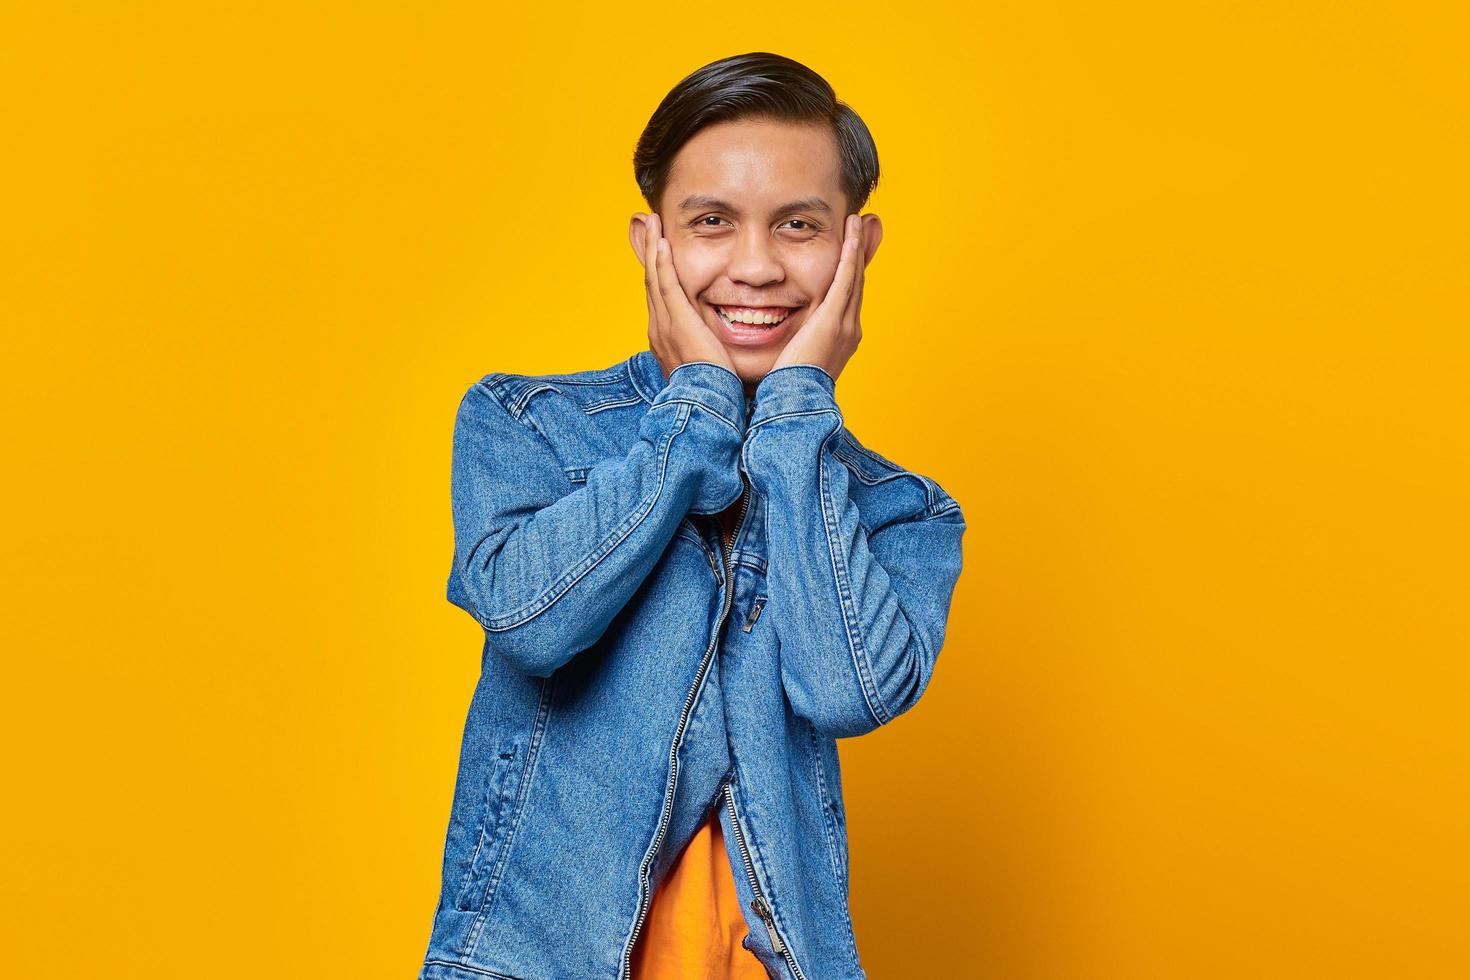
[419,53,966,980]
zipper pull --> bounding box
[741,598,765,633]
[751,896,786,953]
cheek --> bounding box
[792,251,842,298]
[669,246,722,297]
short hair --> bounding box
[632,52,880,216]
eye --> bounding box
[697,215,728,227]
[781,218,822,235]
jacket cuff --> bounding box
[749,364,838,426]
[653,361,748,434]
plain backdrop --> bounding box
[2,2,1466,977]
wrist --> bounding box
[750,364,839,427]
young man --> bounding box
[420,53,966,980]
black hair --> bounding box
[632,52,880,216]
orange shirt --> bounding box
[629,802,769,979]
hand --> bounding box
[641,212,737,380]
[770,213,866,382]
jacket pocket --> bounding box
[452,742,522,912]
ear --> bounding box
[629,212,656,269]
[857,213,883,268]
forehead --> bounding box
[665,118,843,211]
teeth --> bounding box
[717,307,789,325]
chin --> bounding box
[727,348,780,384]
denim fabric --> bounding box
[420,349,966,980]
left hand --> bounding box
[770,213,866,382]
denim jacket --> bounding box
[419,349,966,980]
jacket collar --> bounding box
[627,348,668,403]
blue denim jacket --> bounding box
[419,349,966,980]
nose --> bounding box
[725,228,785,287]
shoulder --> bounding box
[460,356,644,421]
[833,429,963,521]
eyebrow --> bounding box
[676,194,834,217]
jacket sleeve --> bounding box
[448,361,747,678]
[740,364,967,738]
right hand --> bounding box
[641,212,736,380]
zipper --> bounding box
[722,780,808,979]
[754,895,784,954]
[619,477,751,979]
[722,481,750,556]
[719,481,807,976]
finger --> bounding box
[647,214,670,329]
[642,215,656,319]
[642,214,654,290]
[848,216,866,329]
[807,216,857,321]
[822,214,862,315]
[655,232,695,320]
[644,216,659,327]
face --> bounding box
[630,117,879,390]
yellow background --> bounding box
[3,2,1466,977]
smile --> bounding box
[713,305,795,326]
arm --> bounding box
[741,364,967,738]
[448,361,746,677]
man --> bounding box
[420,52,966,980]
